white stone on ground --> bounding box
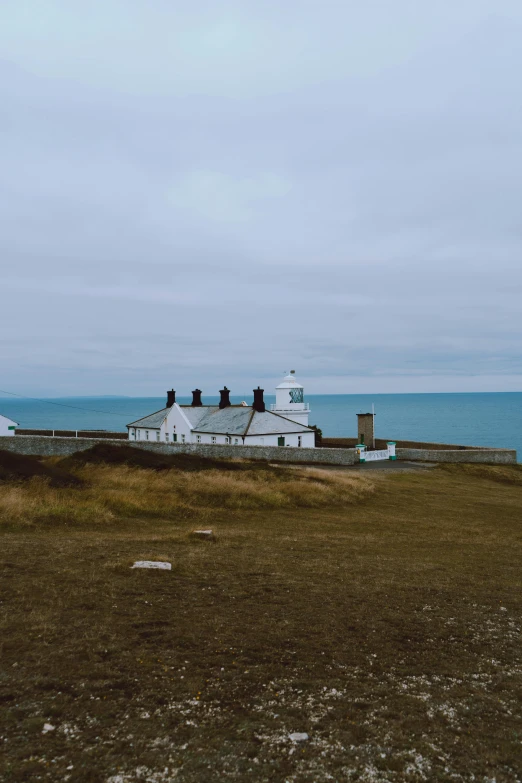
[131,561,171,570]
[191,530,214,539]
[288,732,309,742]
[42,723,55,733]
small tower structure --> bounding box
[271,371,310,426]
[357,412,375,449]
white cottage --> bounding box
[0,413,18,436]
[127,373,316,448]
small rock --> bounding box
[288,732,309,742]
[131,561,171,570]
[190,530,215,541]
[42,723,55,734]
[500,606,508,612]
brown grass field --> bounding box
[0,448,521,782]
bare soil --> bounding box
[1,459,521,782]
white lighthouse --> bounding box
[271,371,310,426]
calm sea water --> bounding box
[1,393,520,460]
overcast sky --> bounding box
[1,0,521,397]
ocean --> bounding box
[1,392,520,459]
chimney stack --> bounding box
[166,389,176,408]
[191,389,203,407]
[252,386,265,413]
[219,386,231,409]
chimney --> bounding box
[166,389,176,408]
[252,386,265,413]
[219,386,231,409]
[191,388,203,407]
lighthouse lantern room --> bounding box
[271,371,310,426]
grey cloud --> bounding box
[1,1,521,395]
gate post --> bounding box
[356,444,366,463]
[387,442,396,460]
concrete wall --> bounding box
[396,448,517,464]
[0,435,356,466]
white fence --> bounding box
[355,442,396,463]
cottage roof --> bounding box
[188,406,313,436]
[127,407,169,429]
[246,410,312,435]
[189,406,252,435]
[179,405,218,429]
[128,403,314,437]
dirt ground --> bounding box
[1,462,521,782]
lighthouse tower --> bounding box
[271,371,310,426]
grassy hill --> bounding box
[0,451,521,781]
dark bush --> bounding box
[0,450,83,487]
[60,443,274,473]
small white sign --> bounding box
[131,561,171,570]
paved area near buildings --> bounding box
[272,460,436,473]
[352,460,436,472]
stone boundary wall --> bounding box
[396,448,517,465]
[0,435,356,466]
[16,429,127,440]
[323,437,502,452]
[0,436,516,465]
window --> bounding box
[360,434,365,444]
[211,436,217,444]
[181,434,186,443]
[156,431,160,441]
[225,436,231,444]
[196,435,201,443]
[298,436,302,447]
[130,429,135,439]
[278,436,285,447]
[234,438,239,445]
[145,431,149,440]
[166,433,169,442]
[173,433,177,442]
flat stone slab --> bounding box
[289,732,309,742]
[190,529,214,540]
[131,561,171,570]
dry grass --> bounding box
[0,462,521,782]
[0,462,375,528]
[438,461,522,485]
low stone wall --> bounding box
[396,448,517,465]
[323,437,504,452]
[16,429,127,439]
[0,436,516,465]
[0,435,357,466]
